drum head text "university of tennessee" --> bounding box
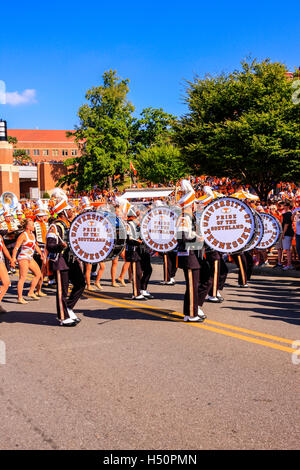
[69,211,115,262]
[199,197,255,253]
[141,206,178,253]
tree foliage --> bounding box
[135,144,186,185]
[131,107,176,154]
[7,136,17,146]
[59,70,134,190]
[13,149,32,165]
[175,58,300,200]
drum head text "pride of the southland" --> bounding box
[199,197,255,253]
[141,206,178,253]
[69,211,115,262]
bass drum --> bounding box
[103,211,127,261]
[244,211,264,252]
[256,212,282,250]
[69,210,126,263]
[140,205,179,253]
[199,197,256,254]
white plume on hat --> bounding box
[178,179,196,209]
[203,186,214,198]
[51,187,67,201]
[115,196,132,217]
[35,199,48,216]
[181,179,194,193]
[16,203,23,214]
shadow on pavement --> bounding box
[81,307,179,323]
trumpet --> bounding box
[0,191,19,216]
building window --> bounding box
[62,149,68,156]
[33,149,40,156]
[71,149,77,156]
[43,149,49,156]
[52,149,59,157]
[26,149,30,155]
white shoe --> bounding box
[141,290,154,299]
[197,308,207,319]
[48,279,56,285]
[207,296,221,303]
[184,315,204,322]
[132,295,147,300]
[166,278,175,285]
[67,308,80,322]
[60,318,77,327]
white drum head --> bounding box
[69,210,116,263]
[256,213,282,250]
[141,206,178,253]
[244,211,264,252]
[199,197,255,253]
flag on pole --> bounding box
[130,161,137,176]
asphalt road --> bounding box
[0,261,299,450]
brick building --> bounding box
[7,129,80,163]
[4,129,81,198]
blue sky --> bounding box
[0,0,299,130]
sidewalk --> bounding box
[253,264,300,278]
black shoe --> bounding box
[217,296,224,302]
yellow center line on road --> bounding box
[86,291,296,346]
[84,290,300,356]
[19,272,300,355]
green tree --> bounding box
[131,107,176,154]
[135,144,186,185]
[7,136,17,146]
[59,70,134,191]
[175,58,300,201]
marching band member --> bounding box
[46,194,85,327]
[205,248,228,303]
[115,197,131,287]
[231,253,250,287]
[1,205,19,274]
[152,201,178,286]
[11,218,45,304]
[177,180,206,322]
[0,233,14,313]
[125,205,153,300]
[16,203,24,226]
[161,251,177,285]
[33,200,49,296]
[80,196,98,291]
